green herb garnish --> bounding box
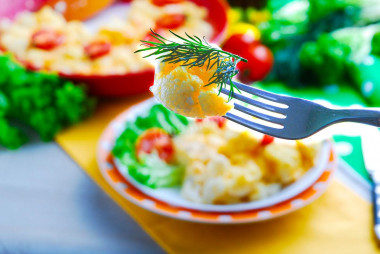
[135,29,247,100]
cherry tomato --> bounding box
[261,134,275,146]
[84,41,111,60]
[195,116,227,128]
[156,14,186,29]
[152,0,183,6]
[237,43,273,82]
[222,33,257,56]
[31,29,64,50]
[136,128,174,163]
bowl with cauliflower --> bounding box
[97,98,336,223]
[0,0,228,96]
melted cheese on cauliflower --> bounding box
[151,61,233,118]
[174,121,321,204]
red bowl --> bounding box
[192,0,229,45]
[59,69,155,96]
[3,0,229,97]
[70,0,229,97]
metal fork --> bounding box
[221,81,380,140]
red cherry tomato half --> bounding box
[143,29,165,45]
[84,41,111,60]
[261,134,275,146]
[237,43,274,82]
[156,14,186,29]
[152,0,184,6]
[222,33,257,56]
[195,116,227,128]
[31,29,64,50]
[136,128,174,163]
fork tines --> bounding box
[230,81,283,102]
[220,81,288,137]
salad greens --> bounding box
[0,118,28,149]
[298,34,351,86]
[260,0,310,47]
[259,0,380,106]
[261,4,361,87]
[130,153,184,188]
[331,25,380,63]
[371,31,380,56]
[0,54,95,149]
[349,55,380,105]
[298,25,380,105]
[112,104,189,188]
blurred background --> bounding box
[0,0,378,253]
[0,0,379,150]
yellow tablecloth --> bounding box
[56,94,379,254]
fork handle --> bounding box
[371,172,380,240]
[332,108,380,127]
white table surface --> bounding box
[0,137,165,254]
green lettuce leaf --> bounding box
[112,104,189,188]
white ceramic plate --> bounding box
[97,98,337,223]
[111,98,331,212]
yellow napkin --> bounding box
[56,95,379,254]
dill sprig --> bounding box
[135,29,247,100]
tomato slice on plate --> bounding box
[136,128,174,163]
[156,14,186,29]
[31,29,64,50]
[84,41,112,60]
[152,0,184,6]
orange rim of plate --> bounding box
[97,105,337,224]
